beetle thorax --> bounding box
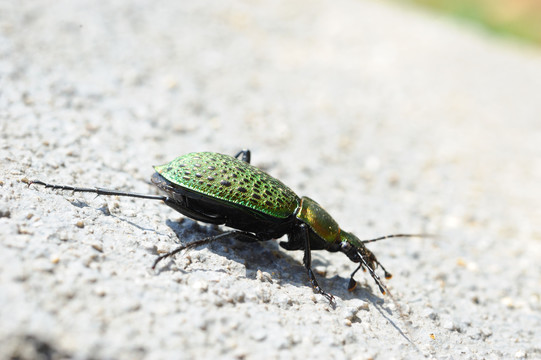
[295,197,341,244]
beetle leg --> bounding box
[279,238,303,250]
[233,149,251,164]
[152,231,260,269]
[375,260,392,279]
[299,224,335,305]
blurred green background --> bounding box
[396,0,541,45]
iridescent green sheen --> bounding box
[154,152,300,218]
[296,197,341,243]
[340,230,363,248]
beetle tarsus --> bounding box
[347,278,357,292]
[306,268,335,305]
[376,261,392,279]
[348,263,363,291]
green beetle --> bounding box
[32,150,422,303]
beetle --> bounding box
[31,150,423,303]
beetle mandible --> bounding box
[31,150,423,304]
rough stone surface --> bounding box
[1,1,540,359]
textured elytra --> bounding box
[154,152,300,218]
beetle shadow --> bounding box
[310,258,397,312]
[69,199,112,217]
[159,220,394,307]
[152,218,229,273]
[157,218,308,281]
[63,203,398,316]
[58,192,412,342]
[156,220,417,343]
[371,300,419,349]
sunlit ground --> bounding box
[394,0,541,45]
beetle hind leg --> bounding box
[152,230,260,269]
[234,149,251,163]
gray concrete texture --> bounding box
[1,0,540,359]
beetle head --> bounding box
[340,230,392,294]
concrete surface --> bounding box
[1,0,540,359]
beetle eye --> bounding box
[340,241,349,250]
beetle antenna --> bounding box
[361,233,432,244]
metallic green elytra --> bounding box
[31,149,425,305]
[154,152,299,219]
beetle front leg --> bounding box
[299,224,335,305]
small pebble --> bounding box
[256,270,273,283]
[192,281,208,293]
[250,330,267,342]
[0,206,11,218]
[441,317,457,331]
[422,308,438,320]
[50,254,60,264]
[91,242,103,252]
